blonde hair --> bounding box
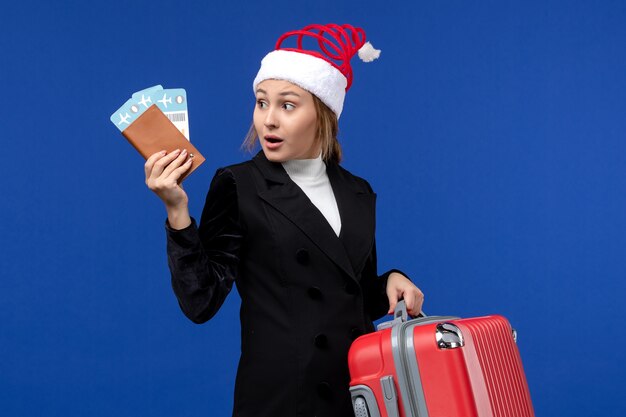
[241,93,342,163]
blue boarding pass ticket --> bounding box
[110,84,163,130]
[110,85,190,141]
[152,88,190,140]
[110,97,142,130]
[132,84,163,100]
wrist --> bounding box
[388,271,403,281]
[166,204,191,230]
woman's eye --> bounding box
[256,100,294,111]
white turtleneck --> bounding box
[282,153,342,236]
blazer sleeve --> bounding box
[360,241,410,322]
[358,177,411,321]
[164,168,244,324]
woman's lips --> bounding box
[264,137,284,150]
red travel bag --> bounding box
[348,301,535,417]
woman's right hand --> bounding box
[145,148,194,209]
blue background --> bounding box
[1,0,625,415]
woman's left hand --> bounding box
[386,272,424,316]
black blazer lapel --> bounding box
[326,161,376,276]
[252,152,357,279]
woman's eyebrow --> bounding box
[256,88,301,97]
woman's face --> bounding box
[253,79,320,162]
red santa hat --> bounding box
[252,23,381,120]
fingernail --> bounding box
[160,150,166,154]
[181,149,187,156]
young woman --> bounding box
[145,23,424,417]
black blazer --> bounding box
[165,151,404,417]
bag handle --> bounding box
[376,300,426,331]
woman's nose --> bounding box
[264,108,278,128]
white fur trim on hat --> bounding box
[252,50,347,119]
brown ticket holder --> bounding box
[121,104,205,183]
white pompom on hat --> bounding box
[252,23,381,120]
